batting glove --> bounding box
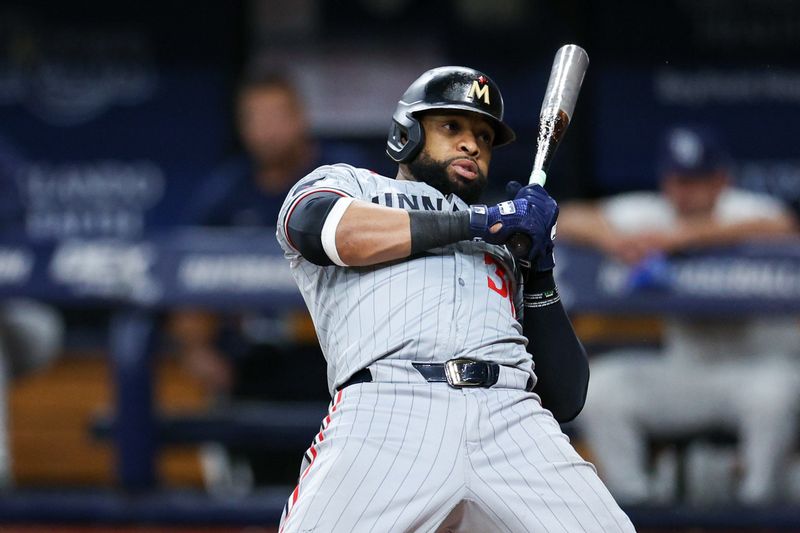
[506,181,559,271]
[468,199,541,246]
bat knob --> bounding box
[507,233,532,261]
[529,169,547,187]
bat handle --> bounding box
[506,168,546,262]
[507,233,532,262]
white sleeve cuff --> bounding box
[321,197,354,267]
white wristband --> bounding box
[321,197,354,267]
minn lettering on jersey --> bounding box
[370,193,461,211]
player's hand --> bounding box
[505,181,559,271]
[468,199,536,245]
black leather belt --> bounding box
[338,367,373,390]
[414,359,500,387]
[338,359,532,391]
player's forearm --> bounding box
[557,202,619,252]
[335,201,413,266]
[287,193,476,267]
[522,272,589,422]
[671,215,798,251]
[336,201,476,266]
[288,192,551,267]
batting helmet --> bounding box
[386,66,516,163]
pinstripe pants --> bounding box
[279,382,633,533]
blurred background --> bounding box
[0,0,799,531]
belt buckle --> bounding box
[444,358,485,388]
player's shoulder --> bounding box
[717,187,789,220]
[601,191,673,230]
[602,191,667,215]
[288,163,392,199]
[721,186,783,206]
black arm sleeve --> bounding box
[523,271,589,423]
[286,192,343,266]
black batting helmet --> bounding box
[386,66,516,163]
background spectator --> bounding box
[169,70,368,492]
[0,137,65,490]
[0,300,63,488]
[181,71,319,229]
[558,125,800,505]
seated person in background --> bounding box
[0,137,64,489]
[183,72,318,228]
[170,70,366,490]
[174,71,328,399]
[557,125,800,505]
[0,299,63,488]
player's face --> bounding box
[661,172,728,217]
[409,112,494,204]
[238,86,307,166]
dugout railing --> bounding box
[1,230,800,528]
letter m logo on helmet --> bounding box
[386,67,516,163]
[467,76,491,105]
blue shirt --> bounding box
[183,142,374,228]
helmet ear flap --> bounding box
[386,113,425,163]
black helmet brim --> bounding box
[406,103,516,147]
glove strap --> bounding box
[468,205,489,237]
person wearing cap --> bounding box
[558,125,800,505]
[275,66,634,532]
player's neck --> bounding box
[395,165,418,182]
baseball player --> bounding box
[275,67,634,532]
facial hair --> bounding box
[407,151,488,204]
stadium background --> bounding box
[1,0,800,531]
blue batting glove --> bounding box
[505,181,558,271]
[469,199,539,246]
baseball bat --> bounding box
[507,44,589,261]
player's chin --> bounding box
[451,174,487,204]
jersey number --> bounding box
[485,253,509,297]
[484,253,515,317]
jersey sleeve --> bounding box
[601,192,674,233]
[715,188,791,224]
[276,164,367,257]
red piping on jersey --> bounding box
[280,388,345,532]
[283,188,350,252]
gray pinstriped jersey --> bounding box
[276,164,534,393]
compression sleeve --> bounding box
[285,192,347,266]
[408,210,471,254]
[522,271,589,422]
